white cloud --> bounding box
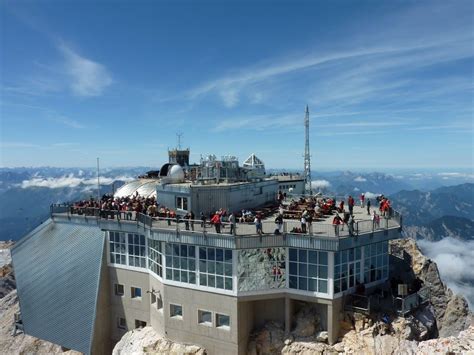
[50,116,85,129]
[20,174,134,189]
[354,176,367,182]
[418,238,474,308]
[311,180,331,189]
[58,44,113,97]
[364,191,381,199]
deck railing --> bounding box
[51,203,402,238]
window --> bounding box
[114,283,124,296]
[165,243,196,285]
[117,317,126,330]
[148,239,163,277]
[157,297,163,310]
[334,247,363,294]
[151,292,156,304]
[238,248,286,292]
[128,234,146,268]
[289,249,328,293]
[363,241,389,284]
[216,313,230,329]
[131,287,142,299]
[170,304,183,318]
[135,320,147,328]
[198,310,212,326]
[199,247,233,290]
[109,232,127,265]
[176,197,188,210]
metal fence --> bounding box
[51,203,402,239]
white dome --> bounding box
[168,164,185,182]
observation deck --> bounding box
[50,203,402,252]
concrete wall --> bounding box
[108,267,151,342]
[148,275,165,337]
[237,301,254,355]
[163,284,238,355]
[91,247,113,354]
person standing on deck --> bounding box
[190,211,195,231]
[367,199,371,215]
[229,212,236,235]
[300,214,307,234]
[255,215,263,235]
[360,193,365,208]
[348,195,355,215]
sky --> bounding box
[0,0,473,170]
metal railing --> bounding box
[51,204,402,239]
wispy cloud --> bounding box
[58,43,113,97]
[50,116,85,129]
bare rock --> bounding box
[315,330,328,343]
[292,306,321,338]
[247,321,285,355]
[113,326,206,355]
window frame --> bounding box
[117,317,127,330]
[216,313,230,329]
[135,319,147,329]
[131,286,142,299]
[198,309,213,327]
[114,283,124,296]
[170,303,183,319]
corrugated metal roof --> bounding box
[11,220,105,355]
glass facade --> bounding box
[148,239,163,277]
[289,248,328,293]
[109,232,127,265]
[165,243,196,284]
[238,248,286,291]
[364,241,389,284]
[334,247,362,294]
[199,247,233,290]
[128,234,146,268]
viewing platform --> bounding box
[50,203,402,251]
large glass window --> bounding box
[109,232,127,265]
[334,247,362,294]
[364,241,389,284]
[148,239,163,277]
[199,247,233,290]
[238,248,286,291]
[128,234,146,268]
[289,248,328,293]
[165,243,196,284]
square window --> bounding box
[216,249,224,261]
[299,263,307,277]
[308,251,318,264]
[200,274,207,286]
[199,260,207,273]
[115,283,124,296]
[189,272,196,284]
[131,287,142,299]
[135,319,146,328]
[225,250,232,262]
[289,276,297,289]
[224,263,232,276]
[216,313,230,329]
[117,317,126,330]
[199,247,206,260]
[208,248,215,261]
[319,279,328,293]
[319,265,328,279]
[289,248,297,261]
[208,275,215,287]
[308,278,317,291]
[319,251,328,265]
[308,264,318,277]
[289,262,297,275]
[224,277,233,290]
[198,310,212,326]
[298,249,307,263]
[170,304,183,318]
[216,276,224,289]
[298,277,308,290]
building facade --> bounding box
[11,205,401,355]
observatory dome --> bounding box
[159,163,185,184]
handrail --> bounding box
[50,203,402,238]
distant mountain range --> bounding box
[0,167,473,241]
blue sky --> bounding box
[1,0,473,170]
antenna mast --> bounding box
[304,105,312,195]
[176,133,183,150]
